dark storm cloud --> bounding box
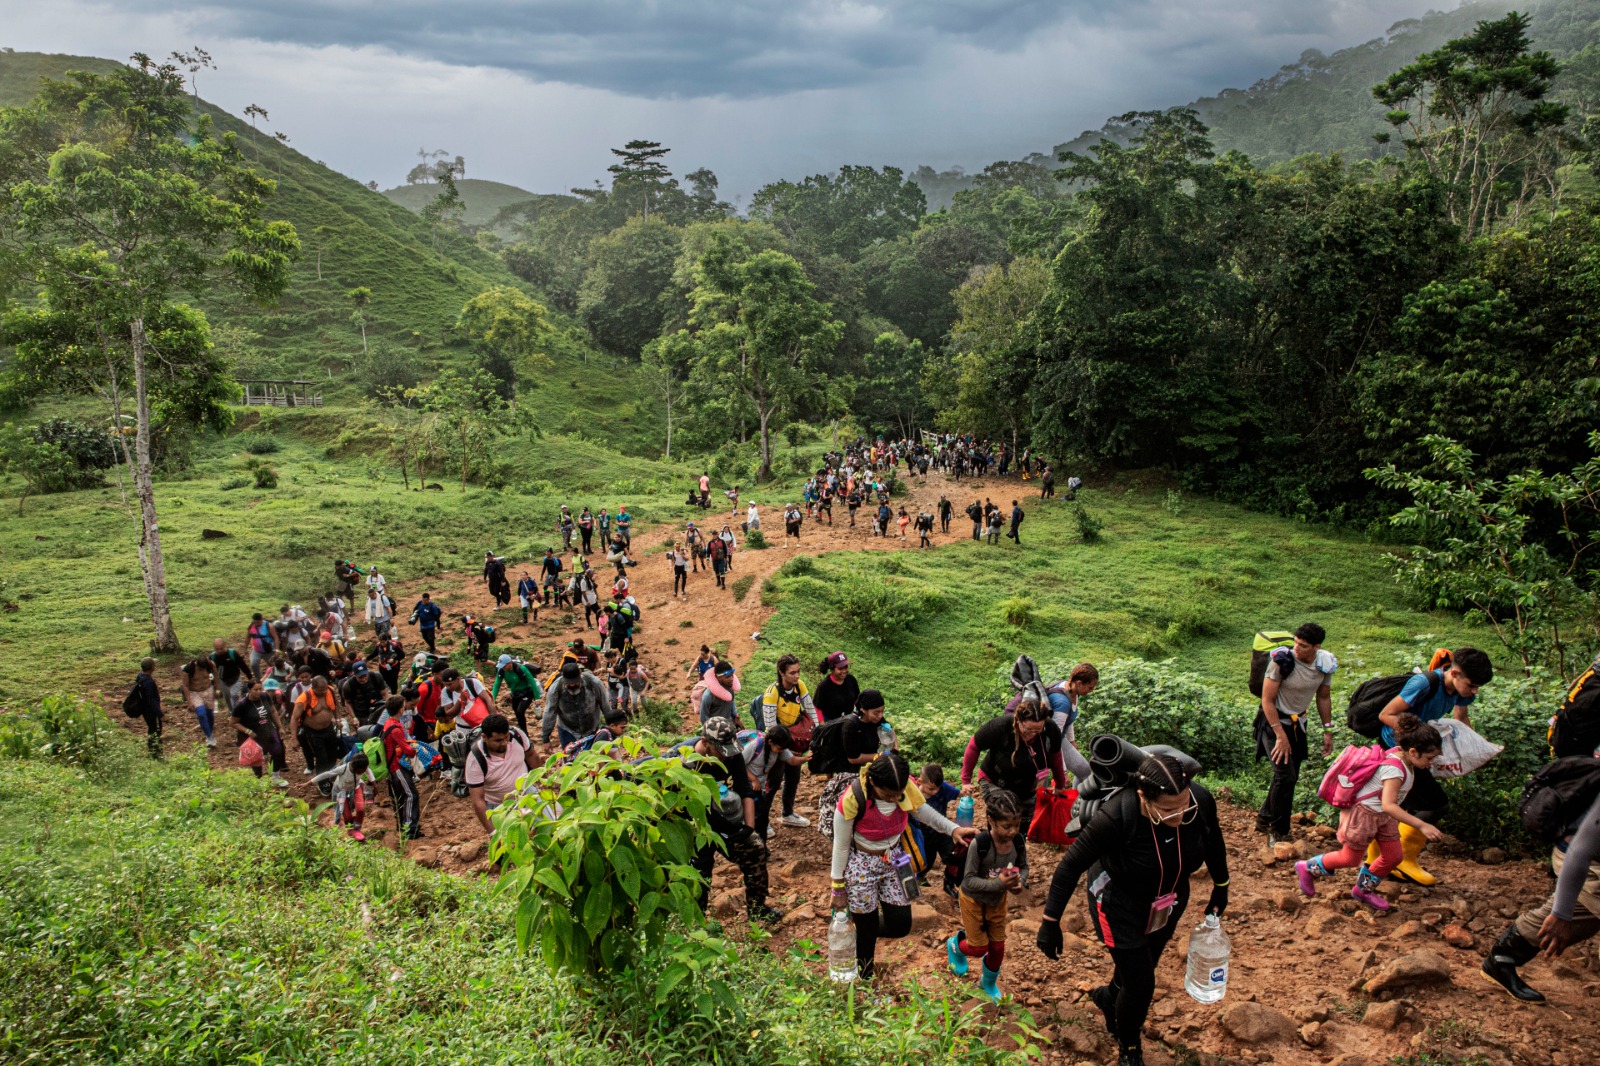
[114,0,1113,97]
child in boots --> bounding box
[1296,714,1443,910]
[948,790,1027,1001]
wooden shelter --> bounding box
[238,379,322,407]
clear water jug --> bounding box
[827,909,857,983]
[879,721,897,751]
[956,795,975,828]
[1184,913,1230,1003]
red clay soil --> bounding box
[107,473,1600,1066]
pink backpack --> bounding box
[1318,744,1404,808]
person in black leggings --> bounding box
[1036,754,1230,1066]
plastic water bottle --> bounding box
[827,909,858,982]
[956,795,975,828]
[879,720,897,751]
[1184,914,1231,1003]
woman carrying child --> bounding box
[948,790,1028,1002]
[830,751,977,980]
[1295,713,1443,911]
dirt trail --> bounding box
[113,472,1600,1066]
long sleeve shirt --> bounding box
[1555,793,1600,921]
[830,780,960,880]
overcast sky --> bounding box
[4,0,1445,200]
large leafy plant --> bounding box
[492,736,718,976]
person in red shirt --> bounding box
[412,660,447,742]
[382,713,422,839]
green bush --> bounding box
[998,594,1035,628]
[253,465,279,489]
[744,529,768,549]
[893,702,992,766]
[1081,658,1254,776]
[1073,501,1103,543]
[493,735,717,974]
[836,574,940,644]
[779,555,817,578]
[731,574,756,602]
[8,693,114,767]
[220,475,251,491]
[238,431,281,455]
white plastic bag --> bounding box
[1428,719,1503,779]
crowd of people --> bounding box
[116,438,1600,1066]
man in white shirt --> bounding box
[465,714,537,833]
[1255,622,1336,845]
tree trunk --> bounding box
[130,316,181,653]
[757,406,773,482]
[664,393,673,460]
[316,248,322,281]
[360,319,367,353]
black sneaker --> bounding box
[1117,1048,1145,1066]
[1482,956,1545,1002]
[749,904,785,925]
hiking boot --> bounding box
[1117,1047,1146,1066]
[271,773,290,788]
[749,903,784,925]
[781,812,811,828]
[1482,927,1546,1003]
[1089,984,1117,1034]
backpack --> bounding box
[846,779,929,873]
[1345,671,1441,739]
[1317,744,1403,808]
[360,735,389,782]
[121,681,144,718]
[478,624,496,644]
[808,714,858,776]
[1519,756,1600,842]
[1551,661,1600,759]
[1248,631,1295,697]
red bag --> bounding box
[1029,786,1078,846]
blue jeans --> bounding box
[557,724,578,748]
[192,702,214,739]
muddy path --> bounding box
[107,472,1600,1066]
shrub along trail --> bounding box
[116,473,1600,1066]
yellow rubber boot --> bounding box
[1390,823,1437,885]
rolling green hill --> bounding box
[380,178,576,236]
[0,50,664,455]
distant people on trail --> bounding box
[1295,714,1443,912]
[517,570,539,624]
[1372,646,1493,885]
[1255,622,1336,846]
[233,679,288,787]
[127,656,163,756]
[364,586,393,638]
[180,655,218,748]
[409,592,441,652]
[1036,755,1229,1066]
[966,499,983,540]
[1006,500,1024,544]
[542,662,609,748]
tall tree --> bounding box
[681,240,842,480]
[941,257,1049,451]
[577,216,683,359]
[347,286,371,353]
[749,165,926,259]
[1374,11,1569,237]
[0,53,298,652]
[456,286,553,402]
[608,139,676,221]
[640,330,695,459]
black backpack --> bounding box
[1248,631,1295,698]
[1519,757,1600,842]
[1345,671,1440,739]
[122,681,144,718]
[808,714,858,776]
[1551,661,1600,759]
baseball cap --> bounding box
[262,679,281,692]
[702,716,739,759]
[353,662,369,677]
[825,651,850,670]
[497,653,513,668]
[560,662,583,683]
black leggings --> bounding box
[1104,917,1180,1052]
[780,760,801,816]
[853,903,912,979]
[674,568,687,595]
